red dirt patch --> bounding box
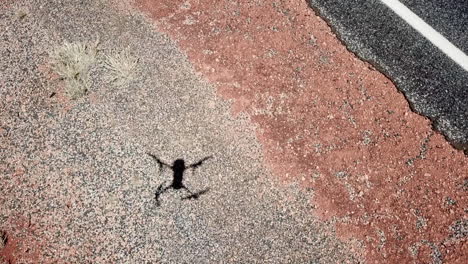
[132,0,466,262]
[0,231,16,264]
[0,217,43,264]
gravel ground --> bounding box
[0,0,361,263]
[132,0,467,263]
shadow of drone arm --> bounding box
[154,182,171,206]
[147,153,172,172]
[181,188,210,200]
[189,156,213,169]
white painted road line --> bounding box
[380,0,468,72]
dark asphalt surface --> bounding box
[400,0,468,53]
[307,0,468,152]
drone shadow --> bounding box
[148,153,212,206]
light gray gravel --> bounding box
[0,0,361,263]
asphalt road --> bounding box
[400,0,468,53]
[307,0,468,152]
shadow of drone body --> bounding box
[147,153,211,206]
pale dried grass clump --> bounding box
[104,50,138,86]
[49,40,99,98]
[10,1,29,21]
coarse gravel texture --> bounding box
[0,0,361,263]
[133,0,468,263]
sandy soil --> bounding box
[133,0,467,263]
[1,0,466,263]
[1,0,362,263]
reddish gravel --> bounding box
[134,0,467,262]
[0,216,43,264]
